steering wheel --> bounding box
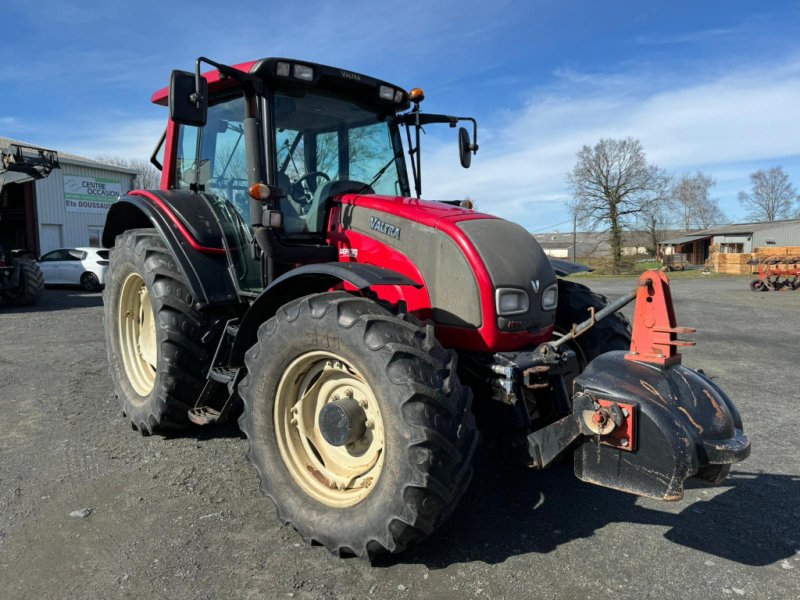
[291,171,331,205]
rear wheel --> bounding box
[555,279,632,370]
[750,279,766,292]
[1,257,44,306]
[238,292,477,559]
[104,229,216,434]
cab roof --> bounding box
[151,58,409,111]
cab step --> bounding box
[188,406,223,426]
[188,318,242,426]
[209,366,237,386]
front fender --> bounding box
[229,263,421,365]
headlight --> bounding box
[379,85,396,101]
[541,283,558,310]
[495,288,529,316]
[293,64,314,81]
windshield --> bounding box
[273,88,408,234]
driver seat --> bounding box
[277,172,310,233]
[305,180,374,233]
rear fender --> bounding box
[229,263,421,365]
[103,190,239,306]
[573,351,750,500]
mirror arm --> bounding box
[191,56,266,107]
[458,117,479,153]
[191,58,205,107]
[394,111,480,197]
[403,118,421,199]
[414,106,422,198]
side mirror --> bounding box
[458,127,472,168]
[169,70,208,126]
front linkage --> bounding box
[503,270,750,500]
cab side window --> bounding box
[173,96,248,222]
[204,98,248,221]
[175,125,199,190]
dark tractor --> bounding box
[101,57,749,559]
[0,144,58,306]
[0,246,44,306]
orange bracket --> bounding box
[625,270,696,367]
[597,400,636,452]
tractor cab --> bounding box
[149,57,476,292]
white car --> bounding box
[38,247,109,291]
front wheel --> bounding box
[238,292,477,559]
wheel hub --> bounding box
[274,351,385,508]
[318,396,367,447]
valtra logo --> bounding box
[369,216,401,240]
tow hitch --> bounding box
[527,270,750,500]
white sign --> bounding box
[64,175,122,213]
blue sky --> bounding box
[2,0,799,231]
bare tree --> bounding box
[670,172,726,230]
[636,200,674,259]
[567,137,669,273]
[96,155,161,190]
[738,167,799,222]
[693,194,727,229]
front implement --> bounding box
[527,270,750,500]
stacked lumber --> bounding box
[708,247,800,274]
[754,246,800,257]
[710,252,754,275]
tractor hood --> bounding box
[334,194,557,352]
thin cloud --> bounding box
[37,116,165,162]
[422,57,800,228]
[636,28,734,45]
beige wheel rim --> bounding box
[118,272,157,398]
[274,351,385,508]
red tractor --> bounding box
[102,57,749,559]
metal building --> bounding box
[660,218,800,264]
[0,137,137,255]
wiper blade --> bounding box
[278,131,303,174]
[357,149,403,195]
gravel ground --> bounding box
[1,278,798,599]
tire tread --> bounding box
[238,292,478,560]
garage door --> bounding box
[40,224,63,255]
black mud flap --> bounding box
[572,351,750,501]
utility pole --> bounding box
[572,212,577,262]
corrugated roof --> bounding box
[692,219,800,236]
[533,230,655,247]
[537,240,599,249]
[0,136,138,175]
[661,234,710,245]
